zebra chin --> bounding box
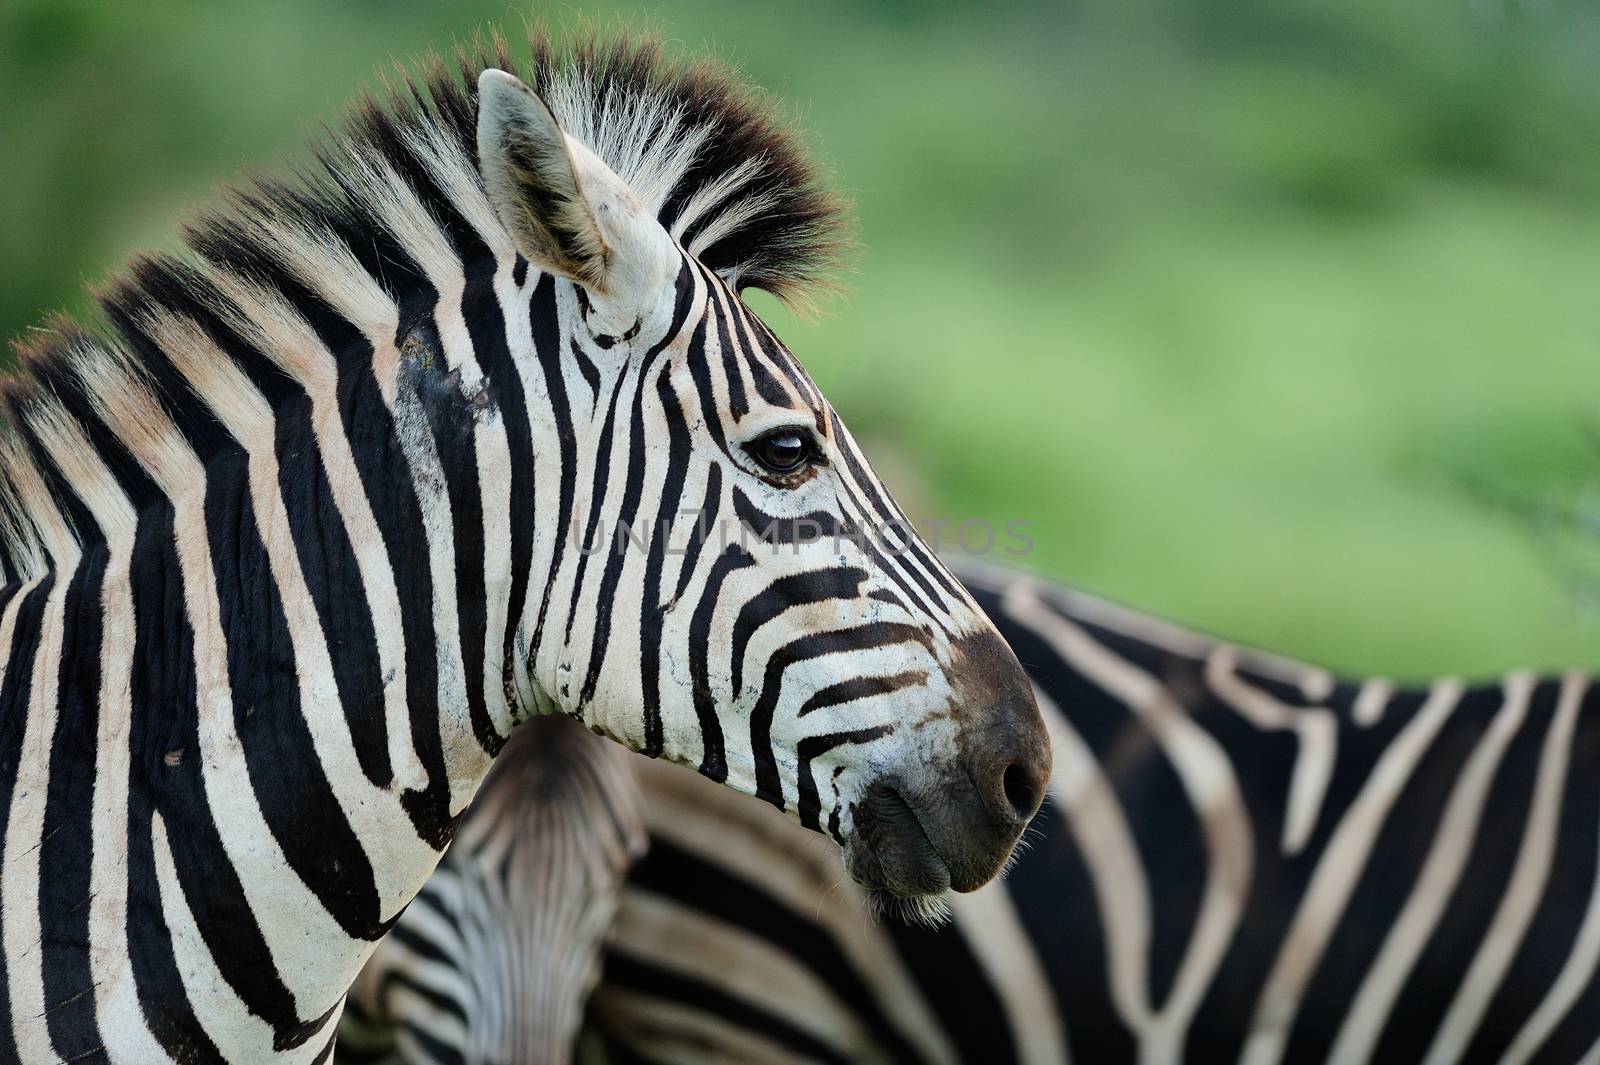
[842,628,1050,908]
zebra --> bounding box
[337,714,645,1065]
[345,558,1600,1064]
[0,30,1051,1063]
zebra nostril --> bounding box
[1001,760,1043,822]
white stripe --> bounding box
[1241,677,1465,1065]
[201,274,428,799]
[1030,686,1153,1031]
[1206,646,1338,856]
[1352,677,1394,728]
[631,755,960,1065]
[956,561,1352,690]
[148,811,278,1059]
[145,310,440,917]
[0,573,60,1063]
[1005,580,1252,1064]
[88,360,365,1050]
[1300,667,1336,703]
[1327,673,1535,1065]
[949,880,1071,1065]
[610,892,884,1059]
[27,401,169,1063]
[1449,673,1589,1065]
[268,231,481,816]
[592,987,822,1065]
[0,480,77,1060]
[354,148,511,779]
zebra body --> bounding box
[0,32,1047,1063]
[345,560,1600,1064]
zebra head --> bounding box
[476,67,1050,907]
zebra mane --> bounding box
[0,28,850,585]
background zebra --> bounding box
[337,715,644,1065]
[347,559,1600,1064]
[0,30,1048,1061]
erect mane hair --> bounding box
[0,26,851,585]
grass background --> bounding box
[3,0,1599,678]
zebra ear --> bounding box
[477,69,675,313]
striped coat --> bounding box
[584,565,1600,1063]
[0,31,1047,1062]
[342,560,1600,1064]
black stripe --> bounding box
[361,386,458,849]
[116,268,398,791]
[688,545,753,782]
[669,465,720,609]
[1458,679,1600,1062]
[400,1020,469,1065]
[274,387,391,787]
[798,671,925,719]
[310,1027,340,1065]
[796,725,891,830]
[729,567,869,699]
[122,506,226,1064]
[725,293,793,409]
[685,315,735,462]
[730,486,844,545]
[589,1032,660,1065]
[830,413,959,608]
[623,838,927,1064]
[568,337,602,406]
[603,952,852,1065]
[201,445,387,1048]
[99,287,235,467]
[460,270,536,713]
[204,444,390,946]
[405,316,501,756]
[984,591,1214,1019]
[379,969,467,1025]
[1284,683,1500,1059]
[750,622,933,810]
[387,914,457,968]
[1367,678,1561,1062]
[527,275,576,662]
[141,244,456,845]
[39,550,109,1062]
[831,477,948,633]
[704,271,749,420]
[1005,794,1136,1062]
[337,351,454,848]
[975,585,1187,1057]
[0,578,50,1065]
[576,263,694,711]
[637,364,693,757]
[885,898,1025,1065]
[561,373,626,651]
[743,307,821,411]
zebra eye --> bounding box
[746,428,818,476]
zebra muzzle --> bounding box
[847,777,953,898]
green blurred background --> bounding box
[3,0,1599,678]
